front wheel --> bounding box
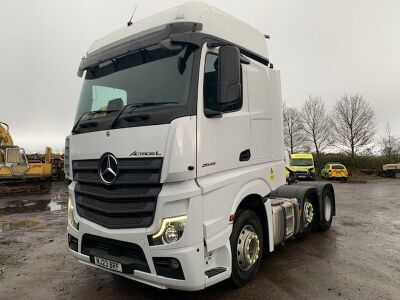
[230,210,263,287]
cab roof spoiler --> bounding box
[77,21,271,77]
[77,22,203,77]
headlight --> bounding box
[68,196,79,230]
[149,215,187,246]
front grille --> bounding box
[73,157,162,229]
[82,234,150,273]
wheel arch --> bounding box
[235,194,270,254]
[230,179,272,254]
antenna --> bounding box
[127,5,138,27]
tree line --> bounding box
[283,93,400,162]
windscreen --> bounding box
[332,165,345,169]
[74,44,195,133]
[291,158,314,167]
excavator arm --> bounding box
[0,122,14,146]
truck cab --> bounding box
[66,2,335,291]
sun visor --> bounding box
[77,22,203,77]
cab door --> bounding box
[196,48,251,178]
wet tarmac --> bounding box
[0,183,67,233]
[0,179,399,299]
[0,188,67,215]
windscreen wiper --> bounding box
[109,102,178,129]
[72,109,120,133]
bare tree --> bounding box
[302,96,332,156]
[380,122,400,161]
[282,104,305,153]
[333,94,376,158]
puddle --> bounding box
[0,182,68,216]
[0,219,41,233]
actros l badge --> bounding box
[99,153,119,184]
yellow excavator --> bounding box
[0,122,52,195]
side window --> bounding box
[6,148,27,165]
[203,53,243,116]
[91,85,127,111]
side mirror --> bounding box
[218,46,241,107]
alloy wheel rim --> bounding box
[303,200,314,227]
[236,225,260,271]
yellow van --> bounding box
[290,153,315,180]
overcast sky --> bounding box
[0,0,399,153]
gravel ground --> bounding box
[0,179,399,300]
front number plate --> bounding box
[94,257,123,272]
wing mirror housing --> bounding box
[217,46,241,108]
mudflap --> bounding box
[270,185,318,233]
[294,181,336,218]
[270,182,335,232]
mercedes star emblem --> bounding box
[99,153,119,185]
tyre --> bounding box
[317,188,334,231]
[230,210,263,287]
[295,195,316,240]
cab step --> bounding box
[205,267,227,278]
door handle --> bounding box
[239,149,251,161]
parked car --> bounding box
[321,163,348,181]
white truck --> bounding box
[66,2,335,291]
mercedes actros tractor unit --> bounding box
[66,2,335,291]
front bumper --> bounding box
[67,180,211,291]
[67,231,205,290]
[295,172,315,180]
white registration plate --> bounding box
[94,257,123,272]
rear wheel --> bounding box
[296,196,315,240]
[303,196,315,231]
[317,189,334,231]
[230,210,263,287]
